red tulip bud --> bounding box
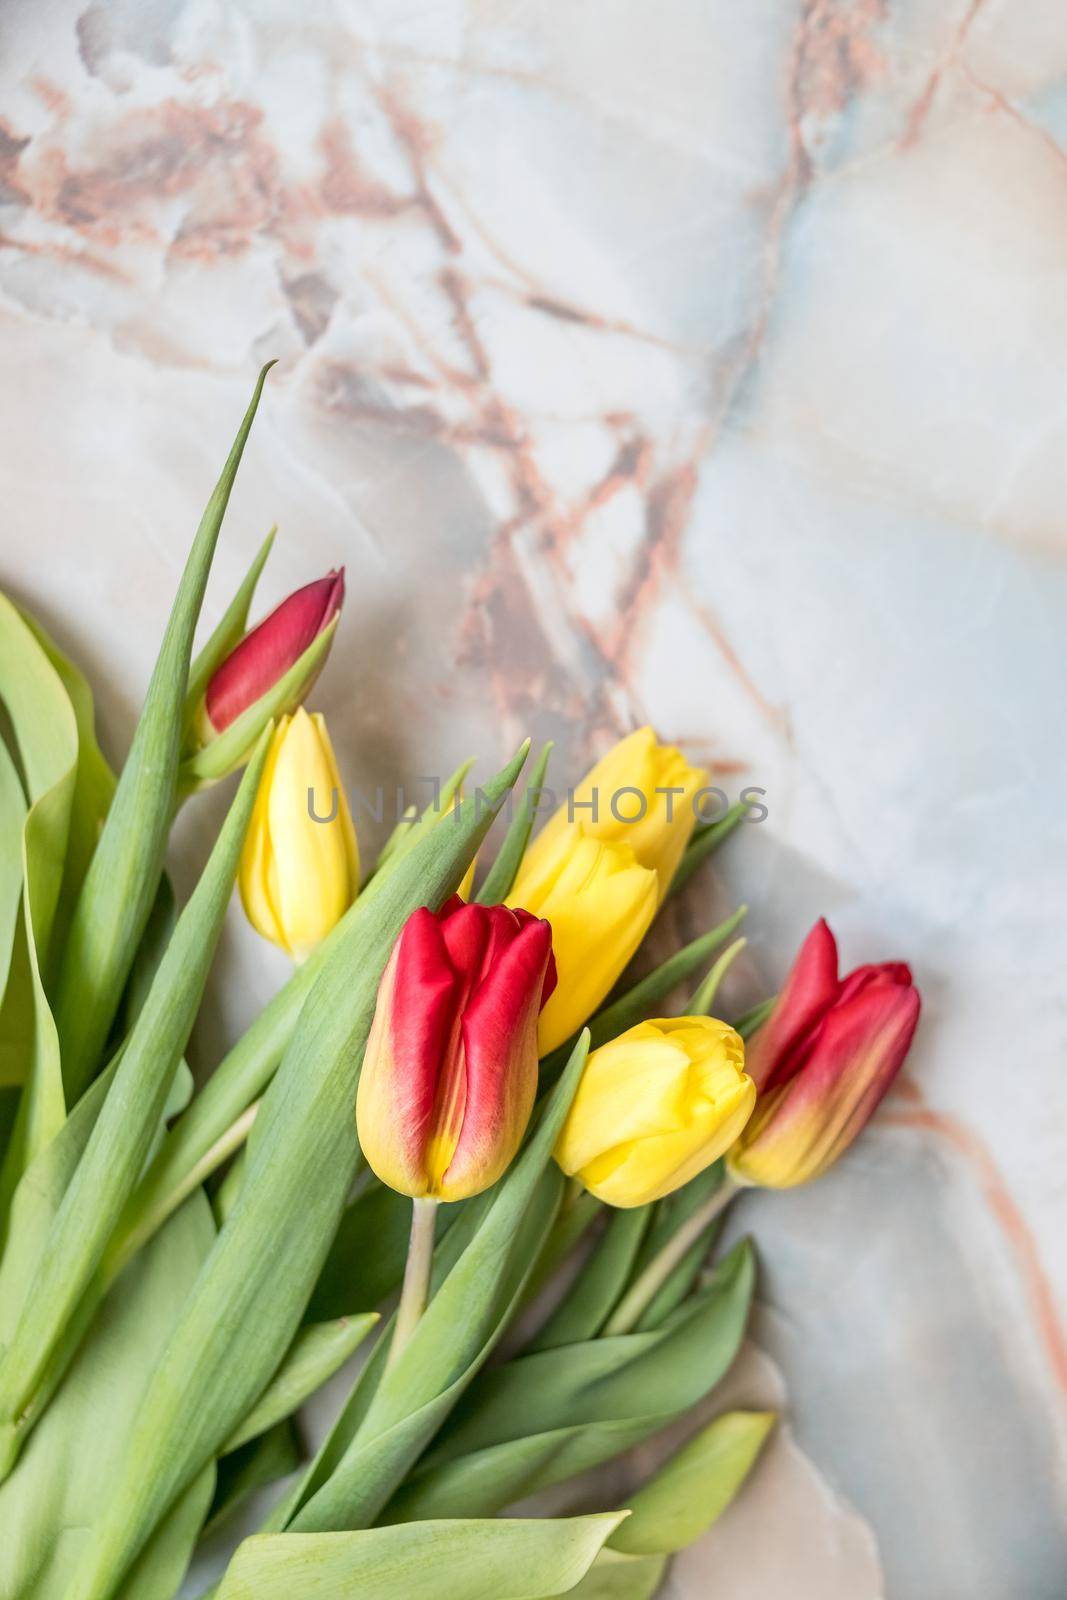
[202,568,345,736]
[729,920,920,1187]
[356,899,556,1202]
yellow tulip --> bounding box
[239,708,359,960]
[519,726,706,901]
[554,1017,755,1207]
[507,825,657,1054]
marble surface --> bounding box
[2,1,1066,1595]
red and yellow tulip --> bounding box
[728,919,921,1188]
[356,899,556,1202]
[198,567,344,739]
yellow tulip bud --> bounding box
[507,825,657,1054]
[239,708,359,960]
[554,1017,755,1207]
[519,727,706,902]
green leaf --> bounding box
[0,738,27,1032]
[0,732,271,1468]
[69,744,531,1600]
[184,528,276,731]
[386,1240,755,1522]
[0,1194,216,1600]
[609,1409,775,1556]
[686,935,746,1016]
[545,1548,665,1600]
[178,613,338,792]
[529,1206,651,1353]
[52,364,274,1100]
[0,597,80,1218]
[475,741,553,904]
[285,1033,590,1537]
[104,939,332,1281]
[216,1515,626,1600]
[16,606,116,960]
[0,1058,117,1354]
[223,1315,378,1453]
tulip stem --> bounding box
[387,1197,438,1373]
[603,1177,741,1337]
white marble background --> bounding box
[2,2,1067,1595]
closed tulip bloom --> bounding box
[728,920,921,1189]
[357,900,556,1202]
[506,826,657,1055]
[520,727,706,899]
[554,1017,755,1208]
[199,568,344,739]
[239,708,359,960]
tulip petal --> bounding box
[356,909,457,1197]
[267,708,355,959]
[438,916,552,1200]
[509,828,658,1054]
[518,727,706,896]
[237,717,289,948]
[745,917,840,1092]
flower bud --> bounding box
[520,727,706,901]
[238,708,359,959]
[356,900,556,1202]
[554,1017,754,1207]
[200,568,344,738]
[506,826,657,1054]
[728,919,921,1188]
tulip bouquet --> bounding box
[0,371,921,1600]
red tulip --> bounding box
[728,920,920,1188]
[356,899,556,1202]
[202,568,345,736]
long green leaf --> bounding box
[544,1548,665,1600]
[52,364,274,1099]
[70,744,530,1600]
[475,741,553,904]
[0,741,26,1060]
[17,607,116,962]
[183,528,276,729]
[610,1408,774,1555]
[222,1315,378,1453]
[386,1240,755,1521]
[0,597,80,1206]
[0,1195,216,1600]
[0,732,270,1469]
[216,1515,626,1600]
